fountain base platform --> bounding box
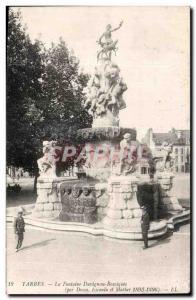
[6,205,189,240]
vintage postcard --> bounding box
[6,6,191,295]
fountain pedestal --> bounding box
[156,172,183,213]
[33,177,63,219]
[103,175,142,227]
[77,127,136,181]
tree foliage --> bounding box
[7,8,92,175]
[39,38,92,141]
[7,9,44,172]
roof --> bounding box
[178,130,190,139]
[153,129,190,146]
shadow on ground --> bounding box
[149,230,173,248]
[173,220,190,232]
[20,238,56,251]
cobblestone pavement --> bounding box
[6,222,190,294]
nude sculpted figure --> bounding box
[97,21,123,61]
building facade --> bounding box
[142,128,190,173]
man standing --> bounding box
[141,206,150,249]
[14,207,25,252]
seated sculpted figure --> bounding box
[37,141,57,178]
[120,133,139,175]
[162,142,175,171]
[154,141,175,172]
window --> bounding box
[181,148,184,154]
[181,165,185,172]
[181,156,184,163]
[175,166,178,172]
[175,156,178,163]
[141,167,147,174]
[175,148,178,154]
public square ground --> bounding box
[6,174,190,294]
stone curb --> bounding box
[6,215,167,240]
[6,207,190,241]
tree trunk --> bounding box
[33,171,38,193]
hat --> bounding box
[17,207,24,213]
[141,206,147,210]
[124,133,131,139]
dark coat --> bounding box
[14,216,25,234]
[141,212,150,231]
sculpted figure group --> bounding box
[84,61,127,118]
[83,21,127,120]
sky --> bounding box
[14,6,190,139]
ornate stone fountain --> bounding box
[30,22,189,239]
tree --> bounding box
[7,9,92,189]
[7,8,44,174]
[37,38,92,142]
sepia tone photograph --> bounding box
[6,6,191,295]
